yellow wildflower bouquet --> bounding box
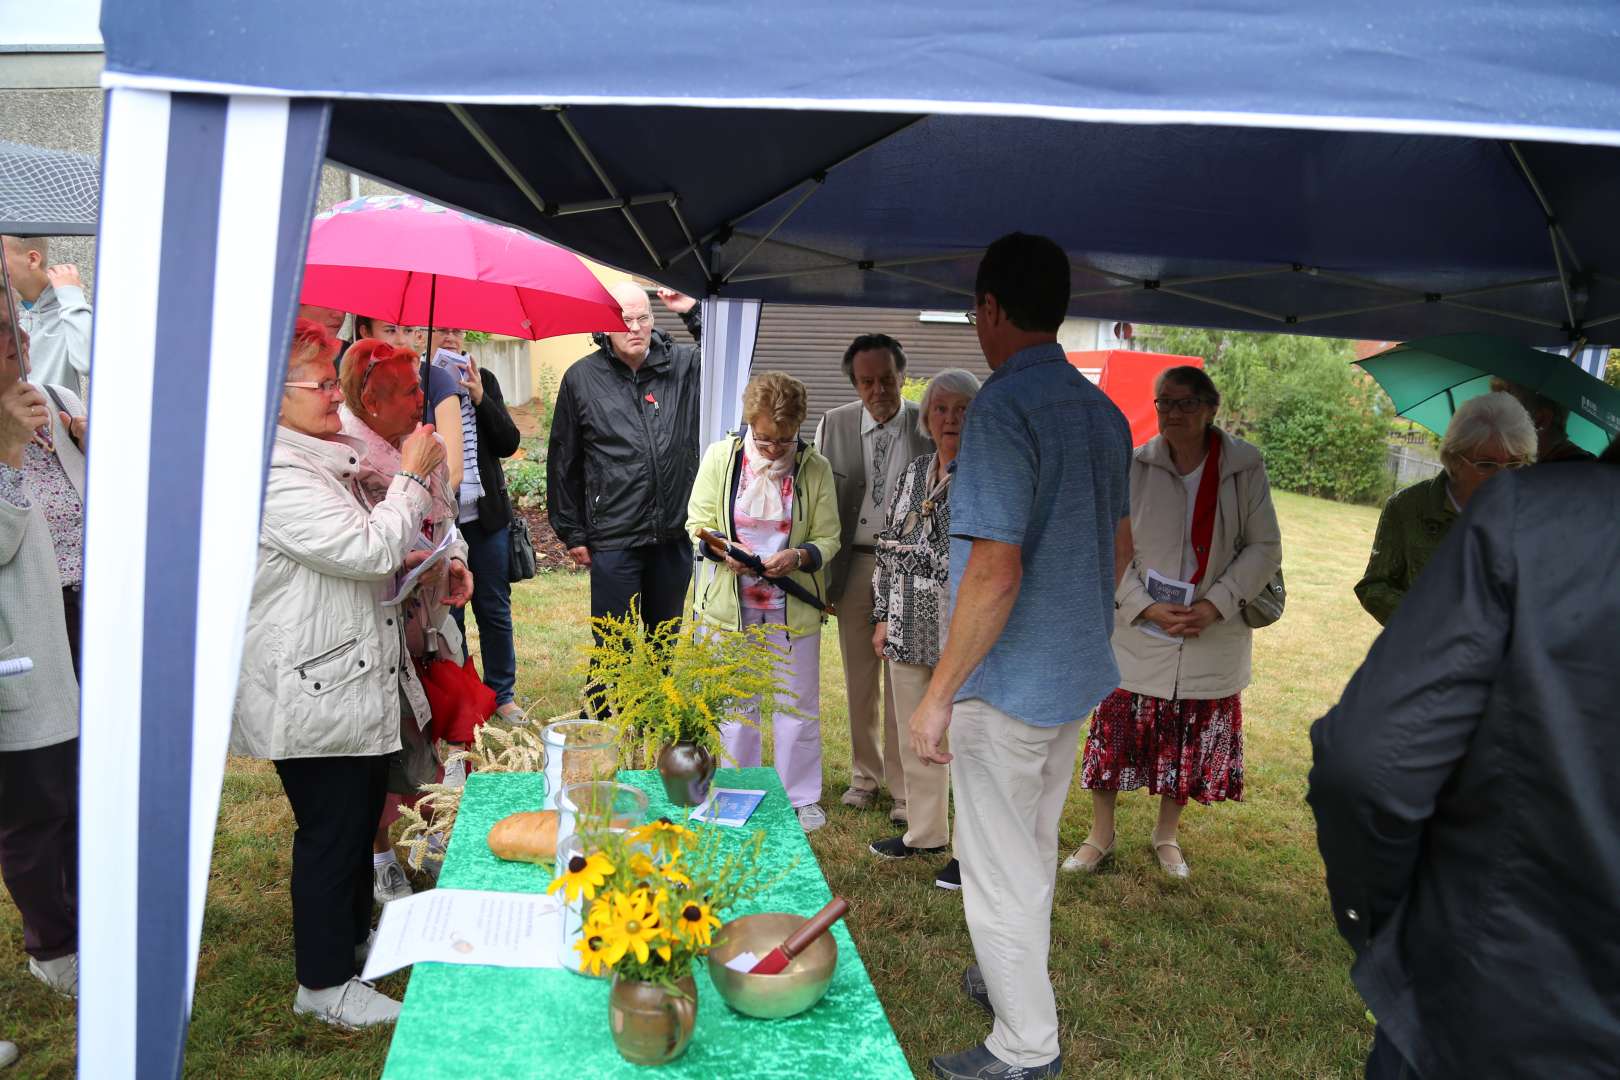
[547,817,782,985]
[579,601,795,768]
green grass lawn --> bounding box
[0,491,1382,1078]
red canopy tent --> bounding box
[1069,349,1205,447]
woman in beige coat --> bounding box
[1065,367,1282,878]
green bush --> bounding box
[1256,391,1389,504]
[901,376,929,402]
[504,459,546,509]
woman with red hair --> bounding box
[339,338,477,904]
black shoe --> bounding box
[869,834,946,860]
[930,1043,1061,1079]
[962,963,992,1015]
[934,858,962,891]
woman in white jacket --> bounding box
[1065,366,1282,879]
[232,319,444,1029]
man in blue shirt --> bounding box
[910,233,1133,1080]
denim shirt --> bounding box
[948,343,1132,727]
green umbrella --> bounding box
[1357,333,1620,456]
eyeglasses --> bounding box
[1153,396,1213,414]
[964,311,977,326]
[1464,458,1530,474]
[754,436,797,449]
[621,313,654,330]
[285,379,342,395]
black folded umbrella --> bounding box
[697,528,835,615]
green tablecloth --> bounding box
[382,767,911,1078]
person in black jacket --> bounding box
[447,349,523,720]
[1308,439,1620,1080]
[547,283,701,637]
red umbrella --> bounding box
[300,194,625,340]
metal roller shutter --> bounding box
[652,303,982,435]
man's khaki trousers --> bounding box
[835,552,906,802]
[952,697,1078,1067]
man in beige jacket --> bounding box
[814,334,931,819]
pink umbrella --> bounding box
[299,194,626,339]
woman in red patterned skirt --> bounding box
[1065,367,1282,878]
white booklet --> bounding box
[688,788,767,828]
[431,346,471,384]
[382,529,455,607]
[1141,569,1195,642]
[360,888,564,981]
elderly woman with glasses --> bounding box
[339,338,475,904]
[231,319,445,1029]
[1355,391,1536,626]
[687,372,841,832]
[1068,365,1283,878]
[866,368,980,890]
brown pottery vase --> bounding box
[655,741,717,806]
[608,974,699,1065]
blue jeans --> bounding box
[451,518,516,706]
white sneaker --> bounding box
[356,930,377,970]
[442,757,468,790]
[796,803,828,832]
[28,954,77,998]
[294,977,402,1029]
[373,860,413,905]
[0,1040,18,1068]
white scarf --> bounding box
[737,429,794,521]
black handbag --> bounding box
[508,517,537,582]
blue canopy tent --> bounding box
[83,2,1620,1075]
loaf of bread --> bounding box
[487,810,560,864]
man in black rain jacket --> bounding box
[547,283,702,635]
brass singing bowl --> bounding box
[705,912,838,1019]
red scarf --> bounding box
[1188,429,1222,585]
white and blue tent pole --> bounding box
[1563,343,1610,380]
[697,296,762,445]
[78,87,330,1080]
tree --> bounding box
[1137,324,1393,503]
[1136,325,1365,438]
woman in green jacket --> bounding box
[687,372,841,831]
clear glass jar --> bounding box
[556,780,649,852]
[540,718,620,809]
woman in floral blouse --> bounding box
[868,368,980,889]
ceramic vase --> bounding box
[608,974,699,1065]
[655,741,716,806]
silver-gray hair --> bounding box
[917,368,983,438]
[1439,391,1537,475]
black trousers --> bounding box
[273,754,389,989]
[586,539,693,713]
[0,738,78,961]
[588,538,693,632]
[62,583,81,681]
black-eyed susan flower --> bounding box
[659,862,693,889]
[575,929,614,976]
[600,888,667,965]
[546,850,615,903]
[675,900,721,947]
[630,817,697,858]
